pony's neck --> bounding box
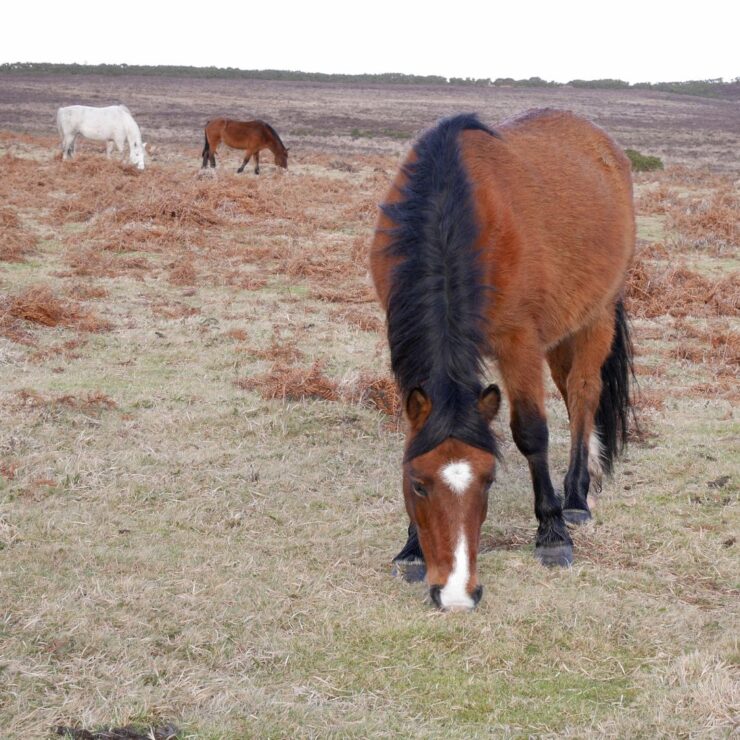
[122,114,141,147]
[268,140,285,157]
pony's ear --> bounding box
[478,384,501,423]
[406,388,431,430]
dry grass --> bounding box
[13,388,118,412]
[0,206,38,262]
[341,371,402,418]
[1,284,112,333]
[627,256,739,318]
[236,361,339,401]
[668,187,738,251]
[0,82,738,738]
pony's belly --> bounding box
[78,125,116,141]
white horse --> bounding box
[56,105,146,169]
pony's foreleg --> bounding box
[237,152,252,174]
[253,151,260,175]
[62,134,76,160]
[106,141,114,159]
[498,333,572,566]
[391,522,426,583]
[554,311,616,524]
[114,136,126,162]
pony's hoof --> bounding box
[534,543,573,567]
[563,507,592,525]
[391,558,426,583]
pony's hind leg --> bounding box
[549,310,616,524]
[203,132,218,168]
[254,151,260,175]
[497,330,573,566]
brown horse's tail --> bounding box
[594,299,635,475]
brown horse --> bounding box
[370,110,634,611]
[201,118,288,174]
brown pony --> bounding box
[201,118,288,174]
[370,110,634,611]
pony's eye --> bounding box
[412,481,428,498]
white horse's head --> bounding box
[130,140,146,170]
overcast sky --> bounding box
[3,1,738,84]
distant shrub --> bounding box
[569,78,630,89]
[625,149,664,172]
[350,128,411,140]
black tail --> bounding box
[595,299,634,475]
[201,131,209,158]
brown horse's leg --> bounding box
[203,129,219,169]
[207,130,218,168]
[237,152,251,174]
[558,311,616,524]
[254,151,260,175]
[201,131,210,168]
[391,522,426,583]
[546,341,572,412]
[497,329,572,566]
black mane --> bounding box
[381,113,500,461]
[260,120,286,151]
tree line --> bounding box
[2,63,737,98]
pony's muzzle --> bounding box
[429,584,483,612]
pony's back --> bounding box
[457,109,634,346]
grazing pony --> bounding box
[56,105,146,170]
[201,118,288,174]
[370,110,634,611]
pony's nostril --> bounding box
[429,585,443,609]
[430,584,482,611]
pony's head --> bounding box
[274,146,288,169]
[403,384,501,611]
[130,140,146,170]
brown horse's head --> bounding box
[274,147,288,169]
[403,385,501,611]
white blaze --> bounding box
[439,532,474,611]
[441,460,473,496]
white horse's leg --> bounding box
[115,135,126,162]
[62,134,76,160]
[106,141,114,158]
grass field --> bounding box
[0,75,738,738]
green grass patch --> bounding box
[285,621,637,732]
[626,149,664,172]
